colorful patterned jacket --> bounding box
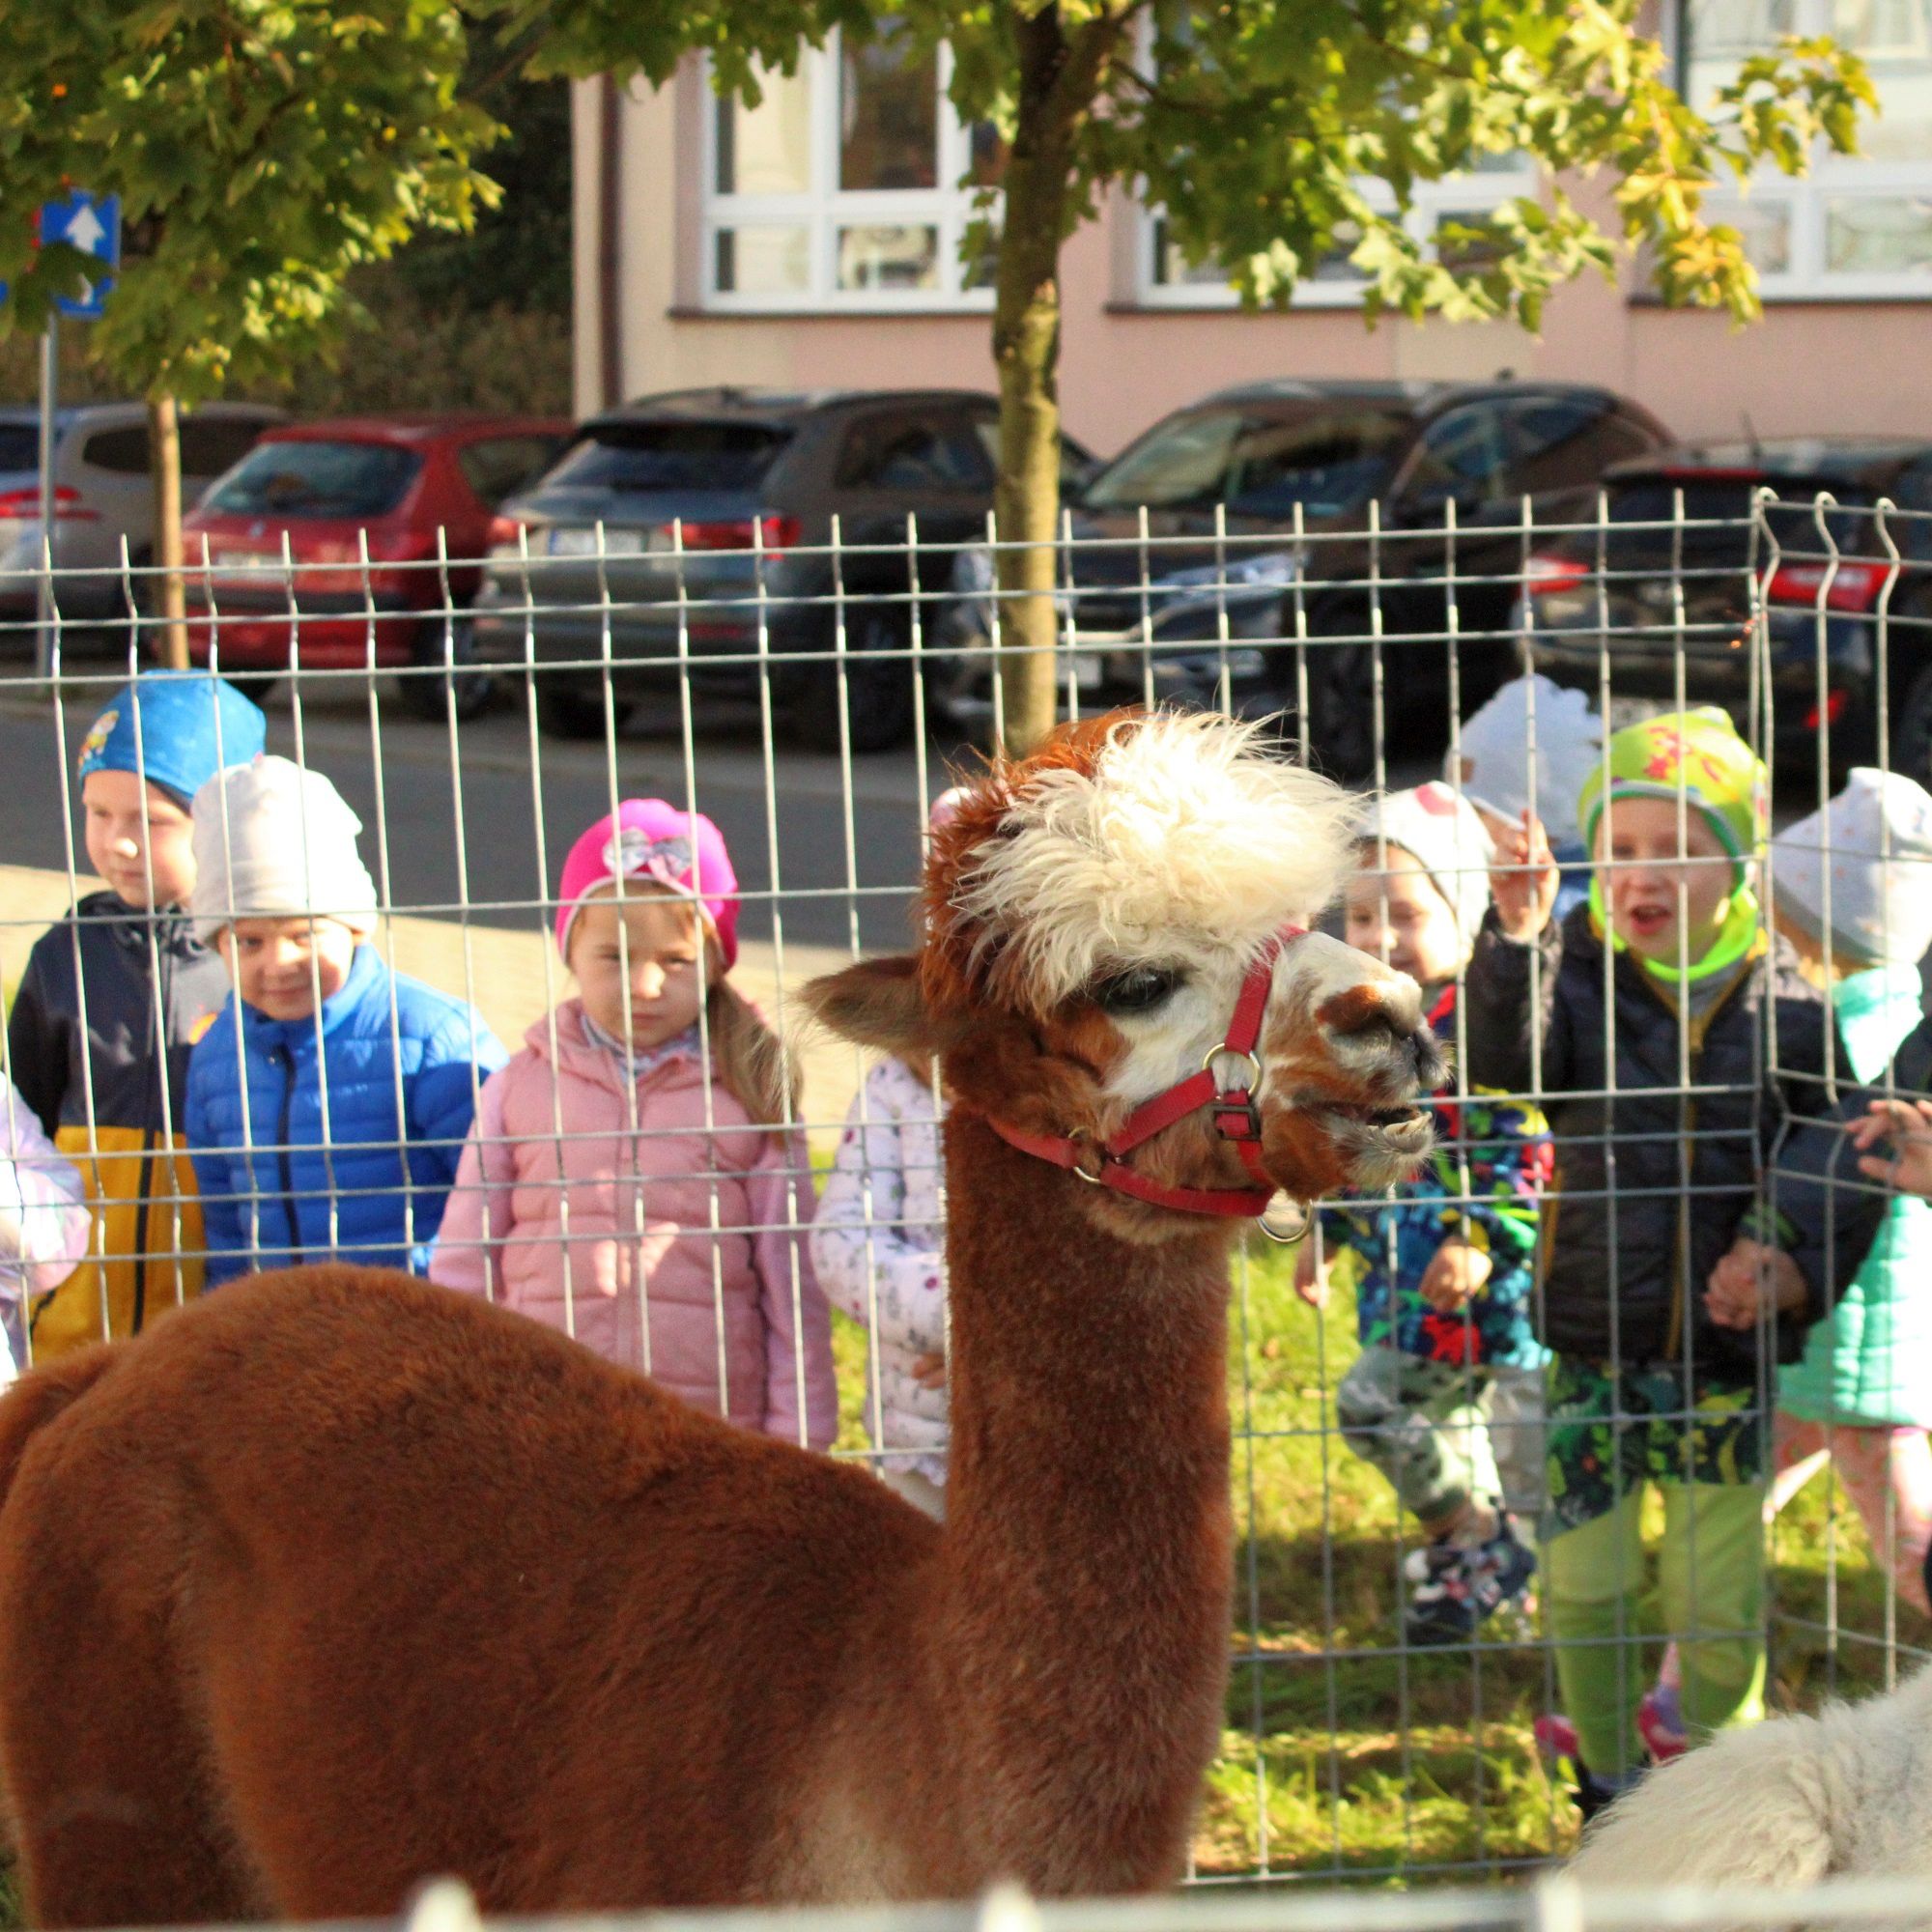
[1320,983,1552,1369]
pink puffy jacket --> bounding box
[429,1000,838,1449]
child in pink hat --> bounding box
[432,801,837,1449]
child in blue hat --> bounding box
[6,671,266,1357]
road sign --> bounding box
[41,192,120,319]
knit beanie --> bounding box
[1356,780,1496,949]
[1448,674,1601,851]
[188,755,380,944]
[76,671,267,810]
[555,800,739,968]
[1772,767,1932,970]
[1577,708,1768,894]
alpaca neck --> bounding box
[930,1111,1236,1890]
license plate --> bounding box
[1069,652,1104,691]
[213,548,280,571]
[548,526,650,557]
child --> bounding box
[1301,781,1549,1644]
[0,1076,93,1380]
[1467,708,1879,1816]
[7,671,266,1354]
[1448,673,1598,921]
[1765,770,1932,1617]
[185,755,505,1282]
[810,789,967,1517]
[430,801,837,1451]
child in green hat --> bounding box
[1464,708,1880,1818]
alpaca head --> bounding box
[809,711,1440,1227]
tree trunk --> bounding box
[990,9,1118,757]
[149,394,187,670]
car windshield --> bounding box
[1081,406,1411,516]
[206,440,422,519]
[543,422,794,496]
[0,425,42,473]
[1605,478,1877,560]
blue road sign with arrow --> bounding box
[42,192,120,318]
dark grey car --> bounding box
[470,386,1094,753]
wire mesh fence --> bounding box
[0,489,1924,1888]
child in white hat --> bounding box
[1767,768,1932,1614]
[1301,780,1550,1646]
[183,755,505,1283]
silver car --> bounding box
[0,402,283,630]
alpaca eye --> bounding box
[1094,967,1183,1014]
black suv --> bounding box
[470,386,1093,752]
[1517,440,1932,782]
[934,379,1669,777]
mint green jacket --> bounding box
[1778,966,1932,1431]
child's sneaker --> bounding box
[1402,1513,1537,1646]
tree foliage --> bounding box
[0,0,501,405]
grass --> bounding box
[833,1237,1929,1888]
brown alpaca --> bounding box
[0,710,1439,1926]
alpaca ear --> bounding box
[804,955,959,1056]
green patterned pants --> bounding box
[1544,1357,1768,1776]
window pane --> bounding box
[1681,0,1801,103]
[1832,0,1932,160]
[840,32,938,189]
[545,424,793,495]
[716,63,812,196]
[715,226,811,296]
[1705,196,1794,272]
[80,426,151,475]
[1151,216,1232,290]
[1826,193,1932,271]
[206,441,422,519]
[837,223,939,290]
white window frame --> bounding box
[1668,0,1932,300]
[1135,167,1543,310]
[701,37,997,314]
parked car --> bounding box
[184,414,571,718]
[469,386,1095,752]
[934,379,1671,778]
[1516,440,1932,782]
[0,403,283,634]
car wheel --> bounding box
[791,604,918,755]
[535,680,633,742]
[395,617,497,724]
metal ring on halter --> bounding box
[1255,1192,1310,1245]
[1067,1136,1109,1184]
[1205,1044,1264,1093]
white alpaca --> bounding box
[1569,1664,1932,1887]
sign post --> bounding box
[35,319,56,680]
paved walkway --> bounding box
[0,865,871,1136]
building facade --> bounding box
[572,3,1932,458]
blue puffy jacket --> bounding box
[185,945,506,1284]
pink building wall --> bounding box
[578,71,1932,459]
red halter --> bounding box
[985,923,1307,1219]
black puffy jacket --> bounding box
[1463,903,1881,1375]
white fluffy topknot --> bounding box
[950,712,1361,1009]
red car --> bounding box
[185,414,571,717]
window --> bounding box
[1140,159,1541,309]
[705,31,1002,310]
[836,412,993,492]
[1680,0,1932,295]
[1398,404,1513,510]
[457,437,566,508]
[0,426,38,473]
[543,422,794,495]
[80,426,150,476]
[206,441,423,519]
[181,417,270,482]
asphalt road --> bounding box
[0,670,1445,952]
